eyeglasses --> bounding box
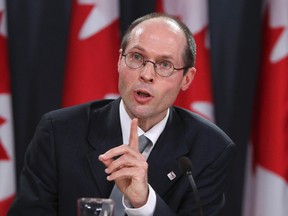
[121,52,189,77]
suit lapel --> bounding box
[148,107,190,196]
[86,99,123,197]
[85,101,191,198]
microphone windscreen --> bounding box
[178,156,193,173]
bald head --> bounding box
[120,13,196,70]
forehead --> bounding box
[140,17,182,31]
[127,18,186,56]
[132,17,183,39]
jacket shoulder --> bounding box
[44,99,115,121]
[172,106,234,145]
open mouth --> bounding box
[137,91,151,97]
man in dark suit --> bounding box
[8,13,236,216]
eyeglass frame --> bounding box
[121,52,190,77]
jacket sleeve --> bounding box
[196,142,236,216]
[8,114,58,216]
[154,142,236,216]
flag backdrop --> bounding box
[0,0,16,215]
[62,0,120,107]
[5,1,264,216]
[157,0,214,122]
[243,0,288,215]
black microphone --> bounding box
[178,156,203,216]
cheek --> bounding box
[119,70,133,84]
[157,81,182,104]
[118,73,127,93]
[118,70,135,93]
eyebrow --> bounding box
[126,45,145,53]
[127,46,176,62]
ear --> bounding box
[117,49,123,71]
[181,67,196,91]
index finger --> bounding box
[129,118,139,151]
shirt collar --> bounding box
[119,99,169,146]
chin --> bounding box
[130,106,151,119]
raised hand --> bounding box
[98,118,149,207]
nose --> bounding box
[140,61,155,82]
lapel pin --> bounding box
[167,171,176,180]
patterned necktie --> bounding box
[109,135,151,216]
[138,135,151,153]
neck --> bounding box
[137,111,167,132]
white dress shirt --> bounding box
[119,100,169,216]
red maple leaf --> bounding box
[252,10,288,182]
[0,116,9,160]
[0,10,10,94]
[63,2,119,107]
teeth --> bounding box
[138,92,149,97]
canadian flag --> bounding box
[243,0,288,215]
[62,0,120,107]
[0,0,16,214]
[157,0,214,122]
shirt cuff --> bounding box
[123,184,156,216]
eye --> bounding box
[157,60,173,69]
[131,52,143,62]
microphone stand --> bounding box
[186,170,203,216]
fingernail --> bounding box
[99,154,105,159]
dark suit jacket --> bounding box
[8,98,236,216]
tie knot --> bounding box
[138,135,151,153]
